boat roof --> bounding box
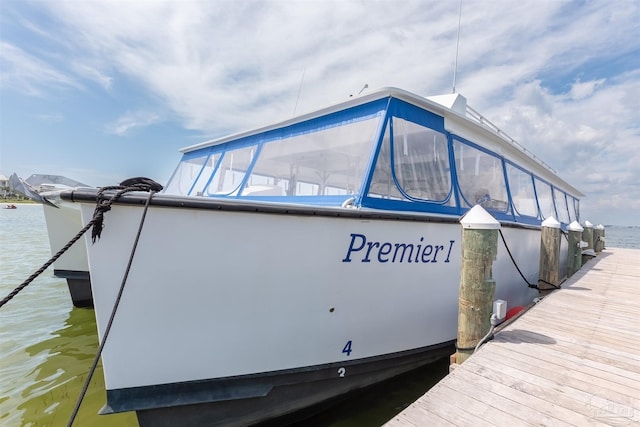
[181,88,448,153]
[180,87,583,197]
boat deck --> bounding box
[385,247,640,426]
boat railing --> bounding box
[465,105,557,174]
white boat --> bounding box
[51,88,582,426]
[8,173,93,308]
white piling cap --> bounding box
[596,224,605,230]
[460,205,501,229]
[583,220,593,228]
[541,216,561,228]
[568,221,584,232]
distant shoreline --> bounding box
[1,200,37,205]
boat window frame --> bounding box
[568,196,580,223]
[164,148,217,196]
[201,144,262,196]
[360,98,459,215]
[504,160,540,221]
[172,98,390,204]
[389,117,453,203]
[532,176,557,221]
[190,152,223,196]
[452,135,511,216]
[552,187,571,225]
[165,94,582,225]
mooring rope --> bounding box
[498,229,560,290]
[66,187,157,426]
[0,220,95,309]
[0,181,160,309]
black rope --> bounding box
[67,188,157,427]
[538,279,561,290]
[0,182,159,309]
[498,229,560,290]
[0,220,95,308]
[91,184,149,243]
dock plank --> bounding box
[463,353,615,421]
[473,345,640,413]
[385,248,640,426]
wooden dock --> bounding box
[385,247,640,426]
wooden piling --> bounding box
[594,224,605,253]
[538,217,561,291]
[582,220,594,249]
[582,220,595,264]
[567,220,583,277]
[455,205,499,366]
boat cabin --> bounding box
[164,88,582,226]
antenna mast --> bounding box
[293,68,306,115]
[452,0,463,93]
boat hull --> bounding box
[42,202,93,307]
[69,192,540,425]
[131,343,452,427]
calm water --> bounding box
[0,205,137,427]
[1,204,638,426]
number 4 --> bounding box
[342,340,353,356]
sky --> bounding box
[1,0,639,225]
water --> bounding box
[1,205,638,426]
[600,224,640,249]
[0,205,137,426]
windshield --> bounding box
[165,107,384,200]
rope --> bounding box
[0,220,95,308]
[0,181,161,308]
[67,188,156,426]
[498,229,560,290]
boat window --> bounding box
[164,154,211,195]
[240,171,288,196]
[391,118,451,201]
[368,125,404,200]
[506,163,538,217]
[568,196,578,222]
[534,178,555,220]
[553,188,570,224]
[242,116,379,196]
[204,146,255,196]
[191,154,218,196]
[453,139,509,212]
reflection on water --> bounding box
[291,356,450,427]
[0,205,137,426]
[2,307,137,427]
[21,308,137,426]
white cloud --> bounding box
[72,63,114,91]
[0,41,81,95]
[107,111,161,136]
[2,0,639,223]
[487,73,640,224]
[569,79,606,100]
